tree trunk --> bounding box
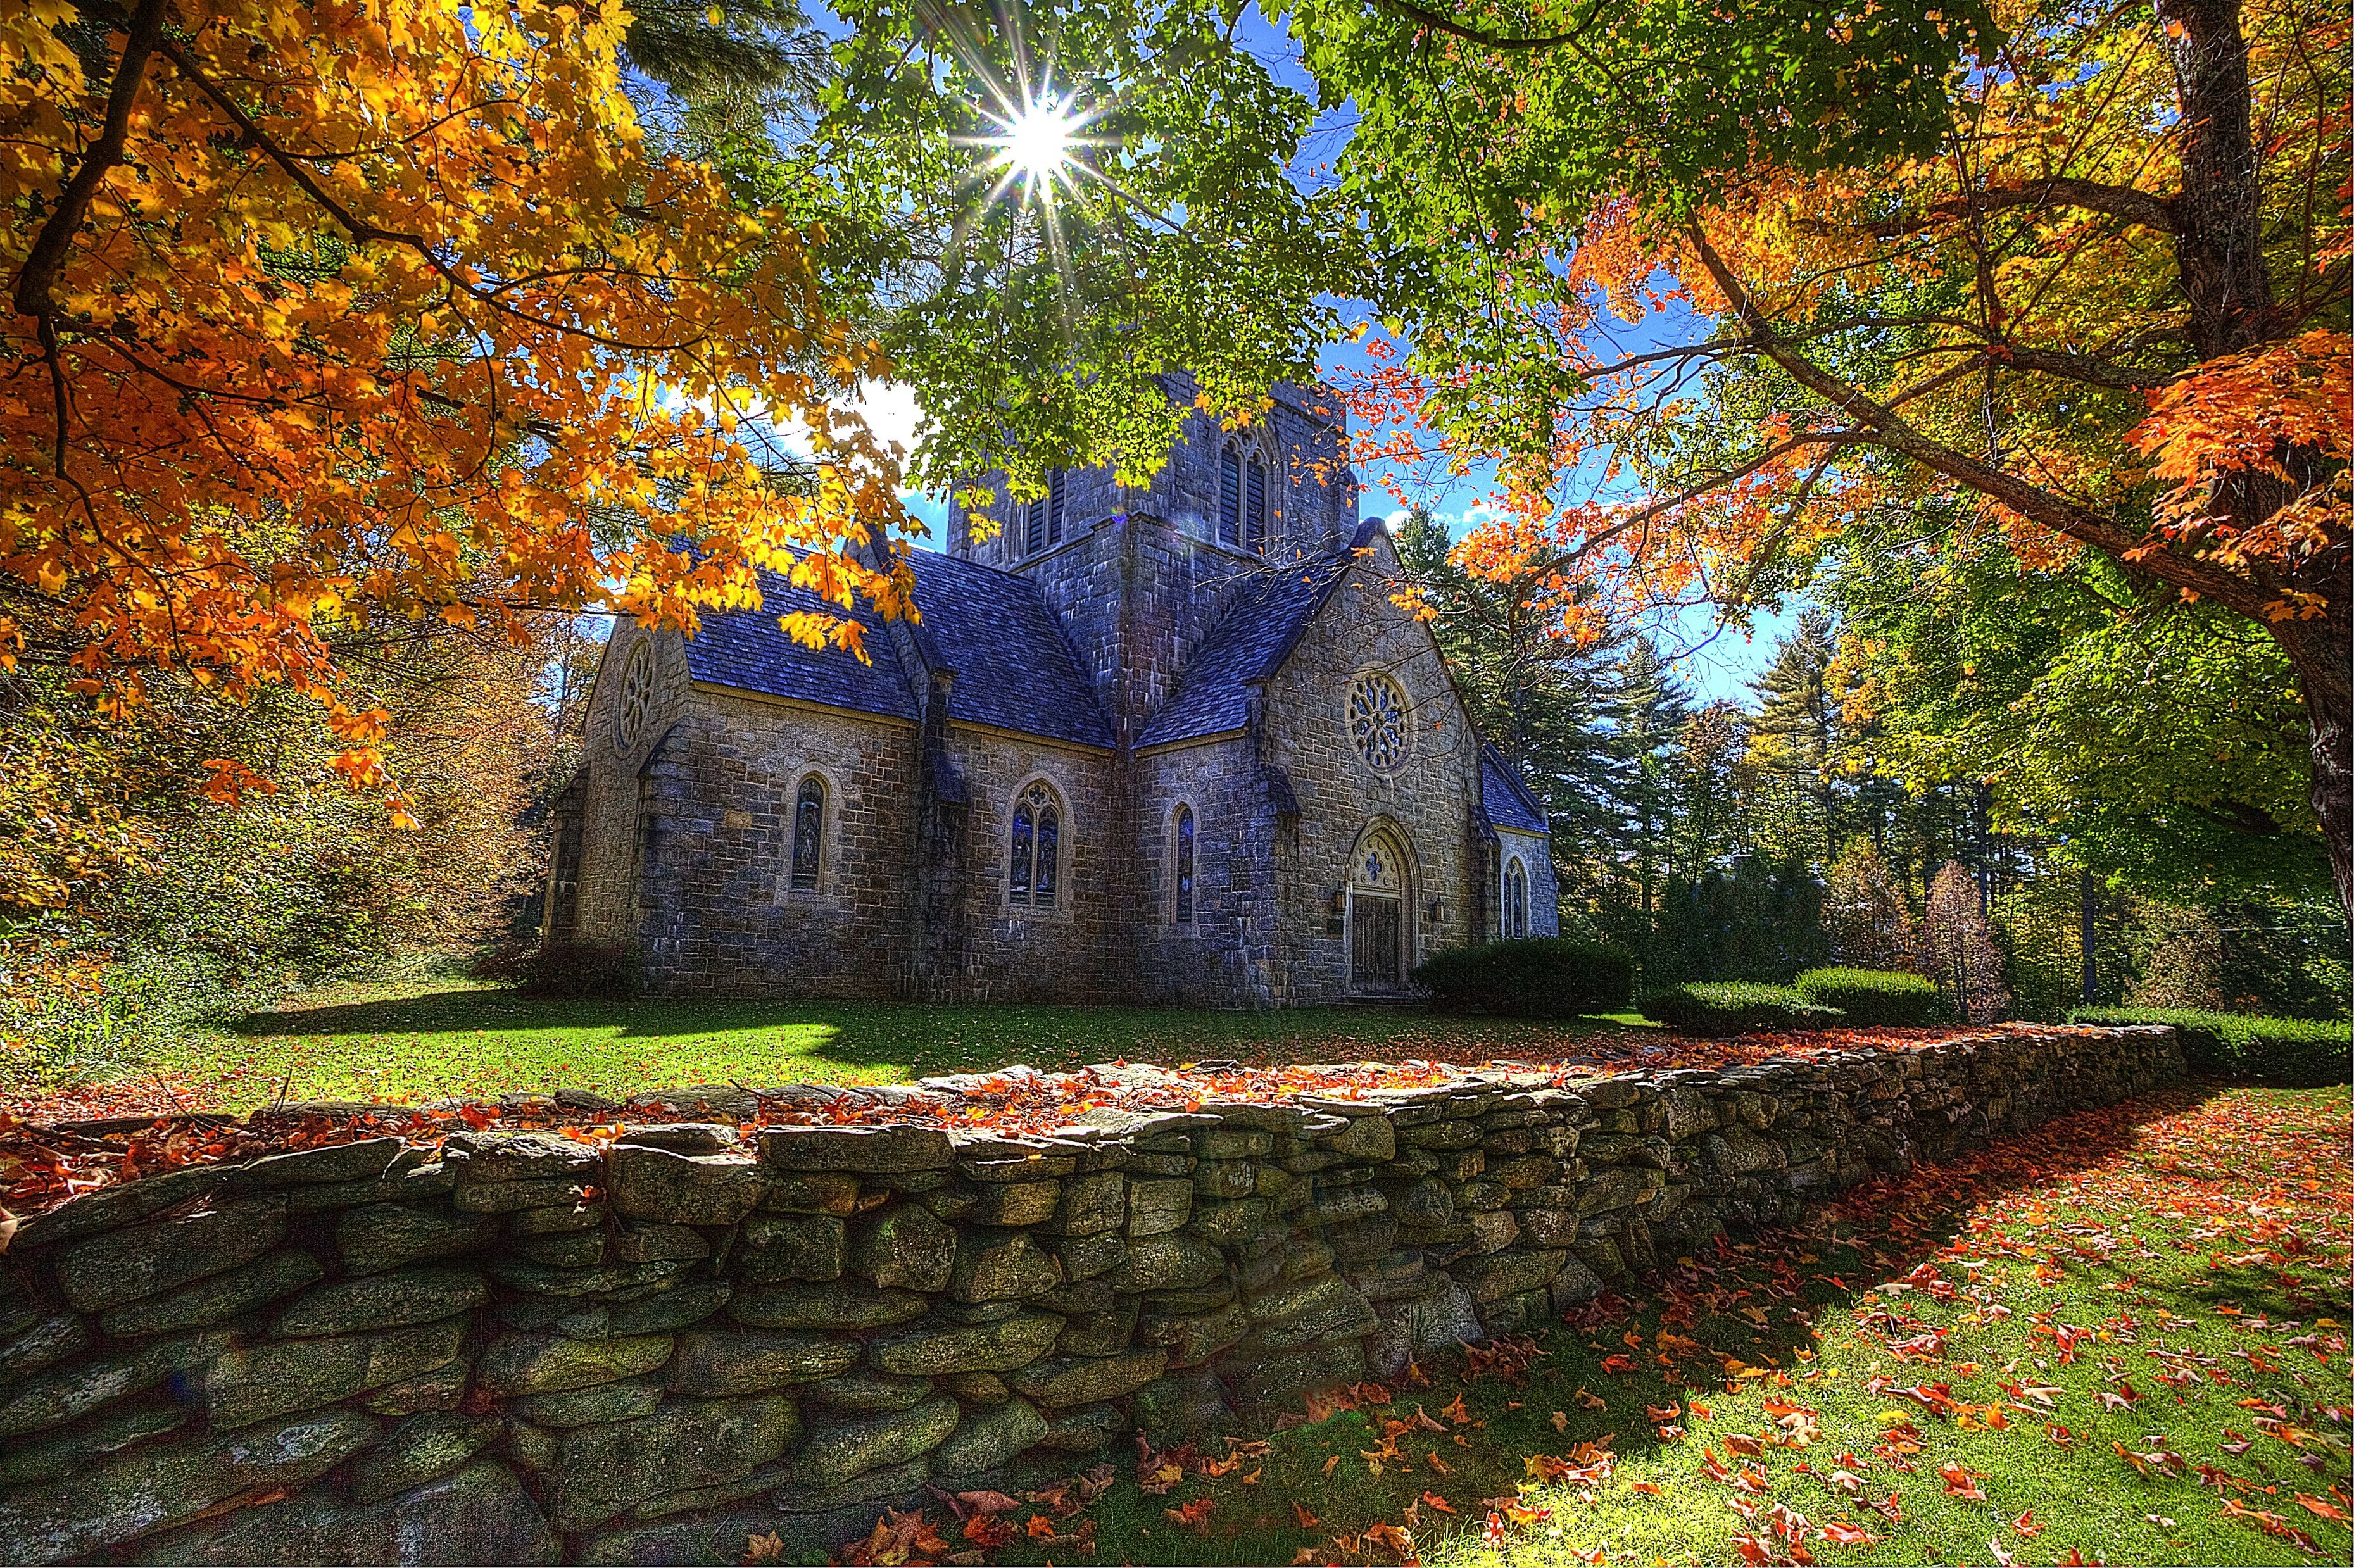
[2157,0,2270,358]
[2270,616,2354,939]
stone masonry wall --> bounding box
[0,1027,2180,1565]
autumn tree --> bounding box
[1824,837,1918,972]
[1923,860,2013,1022]
[1,0,916,819]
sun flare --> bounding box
[985,92,1085,194]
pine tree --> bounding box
[1596,636,1690,970]
[1393,508,1623,919]
[1747,611,1846,869]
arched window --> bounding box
[790,776,824,891]
[1023,471,1068,556]
[1504,857,1529,940]
[1218,441,1271,554]
[1173,805,1196,925]
[1009,782,1062,907]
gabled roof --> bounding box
[902,551,1112,748]
[1136,521,1382,748]
[677,549,1111,748]
[1480,744,1551,836]
[679,568,920,724]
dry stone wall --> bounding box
[0,1027,2181,1565]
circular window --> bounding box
[1346,674,1409,772]
[615,641,655,751]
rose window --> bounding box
[616,641,655,751]
[1347,674,1409,771]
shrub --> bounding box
[1794,967,1947,1025]
[471,941,641,1000]
[1637,981,1846,1035]
[2068,1006,2349,1086]
[1413,938,1634,1018]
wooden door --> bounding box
[1352,894,1402,987]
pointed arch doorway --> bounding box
[1347,827,1411,991]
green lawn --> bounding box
[962,1085,2348,1568]
[159,976,1653,1111]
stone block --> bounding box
[510,1376,667,1427]
[1192,1159,1257,1200]
[850,1205,955,1293]
[931,1396,1049,1478]
[798,1395,959,1491]
[363,1361,470,1415]
[202,1317,465,1427]
[1108,1231,1223,1293]
[949,1232,1061,1302]
[762,1172,861,1214]
[738,1214,846,1283]
[869,1312,1064,1377]
[1469,1209,1521,1253]
[612,1222,710,1264]
[1051,1230,1126,1282]
[729,1281,928,1331]
[513,1230,607,1268]
[760,1125,954,1174]
[57,1195,287,1313]
[1366,1283,1482,1377]
[475,1331,675,1398]
[1037,1401,1124,1451]
[1054,1297,1139,1357]
[606,1146,765,1226]
[1126,1177,1194,1236]
[1706,1126,1786,1175]
[1385,1177,1452,1227]
[486,1258,689,1298]
[351,1410,505,1504]
[1040,1170,1126,1236]
[448,1131,602,1181]
[1186,1196,1273,1246]
[805,1369,935,1412]
[508,1200,605,1237]
[1314,1111,1395,1162]
[456,1176,597,1214]
[224,1137,407,1189]
[1128,1368,1234,1441]
[669,1329,859,1395]
[1137,1300,1248,1367]
[336,1203,498,1276]
[3,1408,382,1567]
[967,1181,1062,1226]
[1005,1346,1168,1408]
[96,1249,322,1339]
[273,1265,486,1338]
[1240,1276,1375,1353]
[543,1396,801,1531]
[1452,1247,1566,1306]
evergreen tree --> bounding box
[1746,611,1846,869]
[1393,508,1622,920]
[1824,836,1916,970]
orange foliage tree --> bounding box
[1299,0,2350,917]
[1,0,916,817]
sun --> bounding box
[983,92,1086,196]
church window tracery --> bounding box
[1009,782,1062,906]
[615,641,655,751]
[1504,856,1528,939]
[791,776,825,891]
[1347,673,1409,772]
[1173,805,1196,924]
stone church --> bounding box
[544,376,1557,1006]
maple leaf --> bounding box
[742,1532,787,1564]
[1293,1500,1321,1529]
[1164,1498,1214,1529]
[1938,1462,1987,1501]
[2012,1509,2044,1538]
[1421,1491,1457,1514]
[1819,1520,1879,1546]
[2293,1494,2351,1524]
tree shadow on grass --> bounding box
[225,984,1652,1080]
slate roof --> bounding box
[678,567,919,724]
[903,551,1111,747]
[1135,524,1378,749]
[677,550,1111,748]
[1480,744,1551,836]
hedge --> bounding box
[1413,938,1634,1019]
[2067,1007,2349,1086]
[1794,967,1947,1025]
[1637,981,1847,1035]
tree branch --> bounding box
[1684,225,2274,620]
[1370,0,1597,53]
[1862,177,2179,237]
[11,0,168,323]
